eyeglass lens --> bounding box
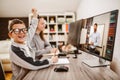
[12,28,27,34]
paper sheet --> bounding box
[49,58,70,65]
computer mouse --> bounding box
[54,66,69,72]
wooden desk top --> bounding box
[24,52,120,80]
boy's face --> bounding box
[8,24,27,44]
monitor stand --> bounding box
[73,49,82,59]
[73,51,77,58]
[82,58,110,68]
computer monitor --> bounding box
[67,19,84,58]
[79,10,118,67]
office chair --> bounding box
[0,59,5,80]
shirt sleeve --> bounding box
[10,45,51,70]
[38,40,52,55]
[32,40,52,56]
[27,18,38,48]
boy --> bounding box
[8,19,58,80]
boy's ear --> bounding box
[8,32,12,38]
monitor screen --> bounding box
[79,10,118,62]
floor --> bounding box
[5,72,12,80]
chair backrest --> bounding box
[0,40,11,54]
[110,58,120,76]
[0,59,5,80]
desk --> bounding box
[24,52,120,80]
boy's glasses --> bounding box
[10,28,27,34]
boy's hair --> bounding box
[8,19,25,31]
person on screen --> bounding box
[88,23,100,53]
[8,19,58,80]
[27,8,58,60]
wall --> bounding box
[76,0,120,75]
[0,0,80,17]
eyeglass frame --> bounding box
[10,28,28,34]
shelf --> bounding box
[105,10,118,59]
[49,32,56,33]
[57,39,66,41]
[49,40,57,42]
[49,16,56,23]
[57,16,65,23]
[110,23,116,28]
[58,32,65,33]
[107,10,117,47]
[49,22,56,24]
[106,49,112,54]
[107,44,113,46]
[39,16,48,22]
[43,32,49,34]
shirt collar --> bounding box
[12,41,27,49]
